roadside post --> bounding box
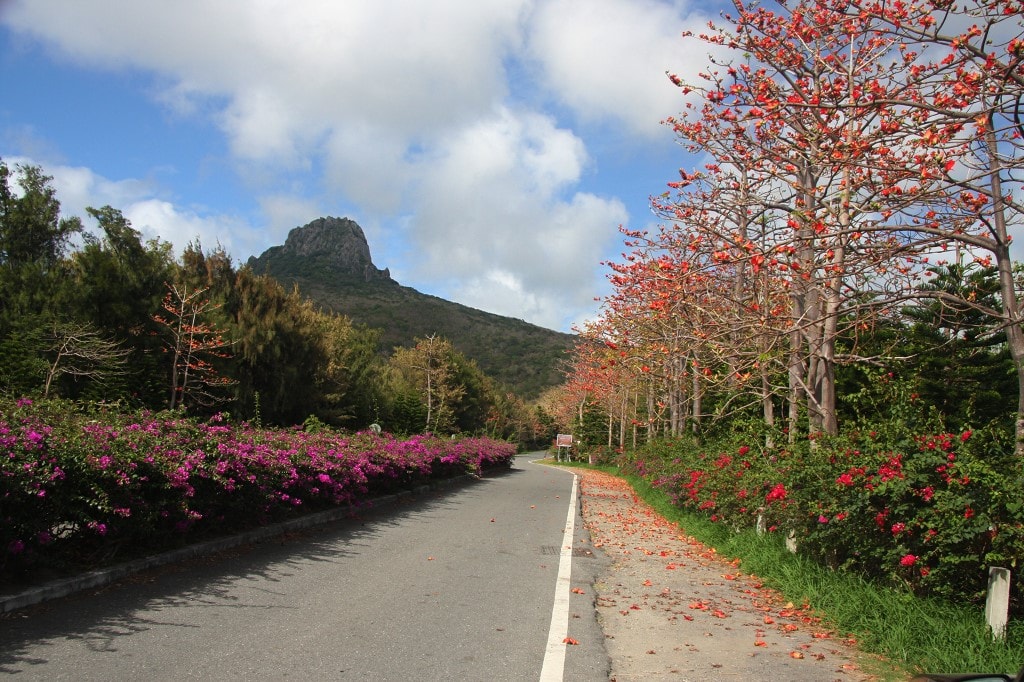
[985,566,1010,640]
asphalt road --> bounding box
[0,454,610,680]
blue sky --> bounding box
[0,0,720,332]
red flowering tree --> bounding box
[842,0,1024,459]
[568,0,1024,460]
[560,321,634,449]
[654,0,965,438]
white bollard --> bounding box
[785,529,797,553]
[985,566,1011,641]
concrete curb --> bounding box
[0,474,475,615]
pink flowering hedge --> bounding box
[619,428,1024,608]
[1,399,515,582]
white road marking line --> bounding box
[539,474,579,682]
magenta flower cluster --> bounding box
[1,399,515,578]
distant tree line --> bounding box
[0,159,556,447]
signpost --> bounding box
[555,434,572,462]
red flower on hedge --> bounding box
[765,483,787,503]
[900,554,917,567]
[878,455,904,482]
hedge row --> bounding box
[613,427,1022,608]
[1,398,515,582]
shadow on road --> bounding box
[0,473,504,673]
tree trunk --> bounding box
[607,406,613,448]
[984,122,1024,465]
[691,361,702,433]
[619,391,628,448]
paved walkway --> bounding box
[574,468,901,682]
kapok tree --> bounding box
[661,0,952,436]
[844,0,1024,461]
[603,214,789,436]
[560,322,638,448]
[647,155,796,433]
[600,244,710,439]
[599,248,690,438]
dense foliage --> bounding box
[0,398,515,584]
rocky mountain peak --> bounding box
[247,216,391,282]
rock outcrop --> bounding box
[247,216,391,282]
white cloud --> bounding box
[121,198,248,257]
[43,163,153,217]
[258,194,326,246]
[323,125,412,215]
[2,1,526,171]
[409,107,627,330]
[525,0,713,137]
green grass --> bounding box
[559,460,1023,679]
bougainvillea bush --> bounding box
[618,425,1023,609]
[1,398,515,583]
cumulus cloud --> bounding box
[2,1,524,168]
[410,107,627,329]
[257,194,327,246]
[525,0,714,137]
